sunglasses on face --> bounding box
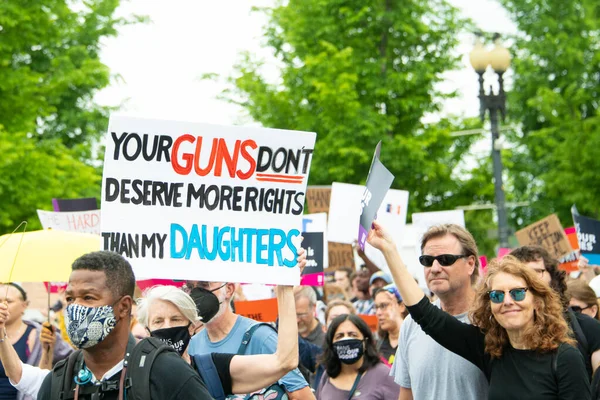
[488,287,528,304]
[570,305,592,314]
[419,254,468,267]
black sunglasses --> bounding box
[419,254,468,267]
[488,287,528,304]
[570,305,592,314]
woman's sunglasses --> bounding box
[488,287,528,304]
[419,254,467,267]
[570,305,592,314]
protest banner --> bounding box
[101,115,316,285]
[52,197,98,212]
[327,242,354,272]
[411,210,465,250]
[306,187,331,214]
[37,209,101,235]
[359,314,378,332]
[572,206,600,265]
[137,279,185,292]
[234,298,278,322]
[358,142,395,250]
[328,183,409,245]
[515,214,571,259]
[302,213,328,286]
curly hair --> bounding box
[470,256,575,358]
[319,314,380,378]
[510,246,569,309]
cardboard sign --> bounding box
[101,115,316,285]
[359,314,378,332]
[37,209,101,235]
[358,142,395,250]
[572,206,600,265]
[234,298,278,322]
[306,187,331,214]
[52,197,98,212]
[327,242,355,272]
[328,182,409,245]
[515,214,571,259]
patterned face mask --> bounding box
[65,299,121,349]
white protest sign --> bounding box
[327,182,409,245]
[37,209,101,235]
[101,115,316,285]
[302,212,329,269]
[412,210,465,252]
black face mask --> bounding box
[333,338,365,364]
[189,285,224,323]
[150,325,191,356]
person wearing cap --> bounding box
[369,271,392,296]
[373,284,407,366]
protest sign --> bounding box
[359,314,378,332]
[300,232,324,286]
[306,187,331,214]
[412,210,465,251]
[358,142,395,250]
[572,206,600,265]
[52,197,98,212]
[515,214,571,259]
[43,282,67,294]
[101,115,316,285]
[479,256,488,276]
[498,248,511,259]
[234,298,278,322]
[558,227,579,272]
[37,209,101,235]
[328,183,409,245]
[327,242,354,272]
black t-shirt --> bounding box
[37,352,234,400]
[408,296,591,400]
[377,335,397,365]
[572,312,600,377]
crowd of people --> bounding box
[1,221,600,399]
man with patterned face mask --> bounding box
[36,251,215,400]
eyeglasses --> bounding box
[374,302,392,311]
[488,287,529,304]
[570,305,592,314]
[419,254,468,267]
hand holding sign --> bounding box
[358,142,394,250]
[366,220,396,254]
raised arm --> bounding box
[227,248,304,394]
[367,221,488,373]
[0,302,24,384]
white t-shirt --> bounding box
[11,363,50,399]
[390,300,489,400]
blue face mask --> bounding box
[65,300,121,349]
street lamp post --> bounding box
[469,33,511,249]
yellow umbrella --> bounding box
[0,229,101,282]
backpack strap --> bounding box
[51,349,83,400]
[193,353,226,400]
[236,323,276,355]
[125,336,176,400]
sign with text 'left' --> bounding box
[101,115,316,285]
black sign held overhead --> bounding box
[358,141,395,250]
[572,205,600,265]
[300,232,324,285]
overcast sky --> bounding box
[96,0,517,127]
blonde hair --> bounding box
[136,285,200,327]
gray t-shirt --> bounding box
[390,300,488,400]
[316,363,399,400]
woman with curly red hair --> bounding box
[367,220,591,400]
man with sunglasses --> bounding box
[391,224,488,400]
[511,246,600,379]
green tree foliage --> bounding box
[0,0,141,147]
[0,0,139,234]
[221,0,487,215]
[498,0,600,225]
